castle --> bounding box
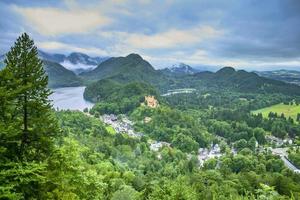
[145,95,158,108]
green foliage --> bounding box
[132,106,212,151]
[2,34,300,199]
[80,53,168,89]
[0,33,59,198]
[288,148,300,168]
[43,60,82,88]
[87,81,158,114]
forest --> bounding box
[1,34,300,200]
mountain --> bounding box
[1,52,81,88]
[169,63,198,74]
[191,67,300,95]
[38,50,109,74]
[43,60,82,88]
[255,69,300,86]
[80,53,168,87]
[38,50,66,63]
[82,53,300,97]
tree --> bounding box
[248,137,257,152]
[4,33,58,160]
[254,127,266,144]
[111,185,140,200]
[0,33,59,198]
[234,139,248,151]
[172,133,199,152]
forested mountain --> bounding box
[38,50,109,74]
[43,60,82,88]
[80,53,168,87]
[189,67,300,95]
[256,69,300,86]
[38,50,66,63]
[81,54,300,97]
[1,54,82,88]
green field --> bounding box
[252,103,300,121]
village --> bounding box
[93,95,300,173]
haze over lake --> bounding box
[49,86,94,111]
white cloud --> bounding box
[37,41,108,56]
[127,26,222,49]
[12,3,112,36]
[97,25,223,51]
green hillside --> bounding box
[80,53,169,88]
[190,67,300,95]
[85,80,158,114]
[43,60,82,88]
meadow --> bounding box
[252,103,300,121]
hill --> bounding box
[256,69,300,86]
[38,50,109,74]
[80,53,168,88]
[43,60,82,88]
[81,54,300,97]
[191,67,300,95]
[1,54,82,88]
[85,79,158,114]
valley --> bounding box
[2,0,300,198]
[2,35,300,199]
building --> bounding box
[145,96,159,108]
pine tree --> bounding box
[3,33,58,161]
[0,33,59,198]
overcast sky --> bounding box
[1,0,300,70]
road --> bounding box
[281,156,299,172]
[271,148,300,173]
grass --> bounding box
[252,103,300,121]
[105,125,116,135]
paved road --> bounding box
[271,148,300,173]
[280,156,299,172]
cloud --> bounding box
[98,25,223,50]
[127,26,222,49]
[2,0,300,71]
[37,41,108,56]
[12,3,112,36]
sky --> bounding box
[1,0,300,70]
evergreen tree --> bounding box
[0,33,59,198]
[3,33,58,161]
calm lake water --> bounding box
[49,86,94,111]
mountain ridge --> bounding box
[38,50,109,74]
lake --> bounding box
[49,86,94,111]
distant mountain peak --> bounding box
[167,63,197,75]
[37,50,110,74]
